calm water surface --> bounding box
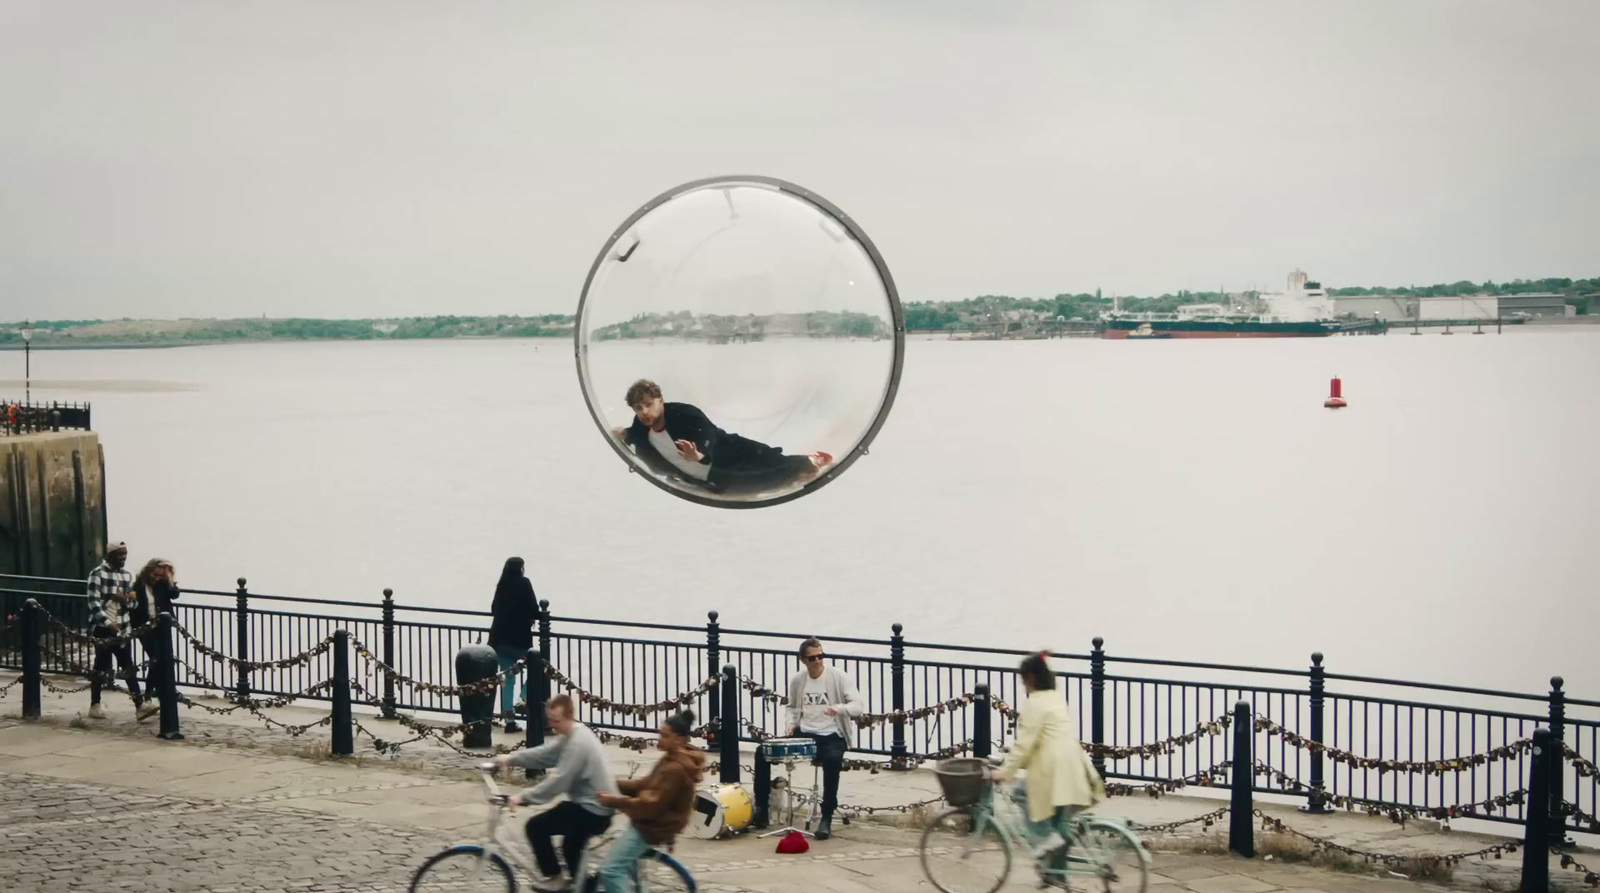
[12,330,1598,696]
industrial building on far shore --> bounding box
[1331,293,1576,322]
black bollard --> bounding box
[331,629,353,756]
[454,642,498,749]
[156,611,184,740]
[1228,700,1254,857]
[973,682,992,759]
[1522,728,1554,893]
[21,599,42,719]
[720,664,740,784]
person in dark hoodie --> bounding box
[128,557,179,723]
[595,709,705,893]
[611,379,832,496]
[487,557,538,732]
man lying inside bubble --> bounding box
[611,378,834,496]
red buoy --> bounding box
[1324,376,1347,409]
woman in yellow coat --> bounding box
[991,651,1105,857]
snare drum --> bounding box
[760,737,817,762]
[688,783,754,839]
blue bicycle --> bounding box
[919,758,1149,893]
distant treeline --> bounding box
[0,315,575,345]
[4,276,1593,344]
[593,310,890,341]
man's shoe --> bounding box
[88,703,107,719]
[504,721,521,733]
[815,815,833,840]
[137,702,160,722]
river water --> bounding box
[9,329,1598,697]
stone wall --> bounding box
[0,431,107,578]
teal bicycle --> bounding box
[919,758,1149,893]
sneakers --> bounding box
[1032,831,1067,860]
[137,702,160,722]
[88,703,107,719]
[528,871,568,891]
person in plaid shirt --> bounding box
[85,541,149,719]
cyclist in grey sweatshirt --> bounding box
[494,694,620,892]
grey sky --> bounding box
[1,0,1595,321]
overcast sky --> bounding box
[1,0,1595,322]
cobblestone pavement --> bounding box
[0,772,456,893]
[5,675,1599,893]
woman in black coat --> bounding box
[488,556,537,732]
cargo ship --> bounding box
[1105,318,1340,339]
[1103,269,1341,340]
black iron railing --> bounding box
[1,571,1594,840]
[1,400,92,435]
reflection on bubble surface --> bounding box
[575,176,903,508]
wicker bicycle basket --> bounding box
[933,757,989,808]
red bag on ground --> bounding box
[775,830,810,854]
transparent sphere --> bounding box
[575,176,904,508]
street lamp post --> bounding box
[19,320,35,408]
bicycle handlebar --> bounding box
[479,762,506,804]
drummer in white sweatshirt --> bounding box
[785,636,865,840]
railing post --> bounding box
[706,610,721,723]
[50,410,60,433]
[1090,636,1107,778]
[332,629,353,755]
[1304,651,1329,813]
[1547,677,1573,848]
[1229,700,1254,857]
[720,663,740,784]
[234,578,250,701]
[537,600,551,664]
[1522,728,1554,893]
[973,682,992,759]
[380,589,397,719]
[20,599,42,719]
[890,622,908,769]
[156,611,184,741]
[753,751,771,829]
[525,647,547,752]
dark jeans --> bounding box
[526,801,612,879]
[140,630,162,697]
[90,626,142,706]
[798,732,846,819]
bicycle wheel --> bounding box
[919,807,1012,893]
[637,849,696,893]
[409,845,516,893]
[1069,818,1149,893]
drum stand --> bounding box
[758,756,820,839]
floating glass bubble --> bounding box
[575,176,904,508]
